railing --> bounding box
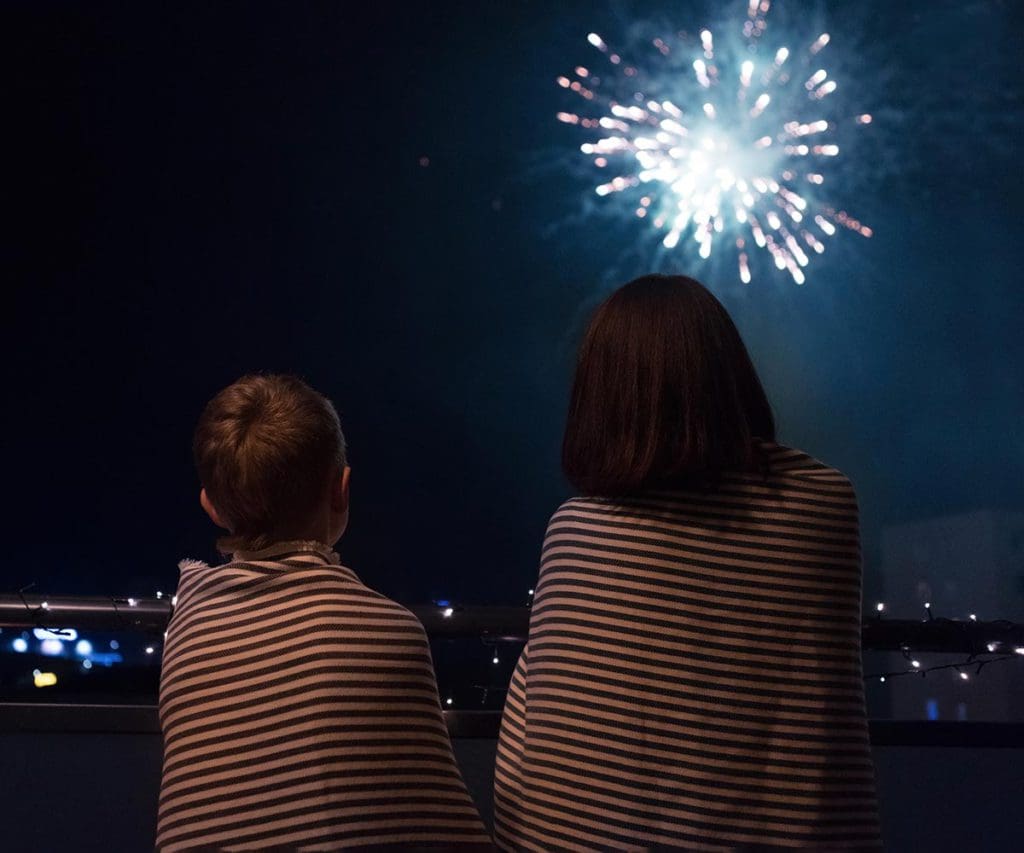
[3,593,1024,747]
[3,592,1024,650]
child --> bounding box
[157,374,490,851]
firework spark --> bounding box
[557,1,873,284]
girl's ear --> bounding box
[200,488,230,530]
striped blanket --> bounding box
[157,542,490,851]
[494,444,881,851]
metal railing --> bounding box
[3,592,1024,651]
[3,592,1024,747]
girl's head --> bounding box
[563,274,775,496]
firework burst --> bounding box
[556,0,873,285]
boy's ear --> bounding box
[330,466,351,514]
[200,488,230,530]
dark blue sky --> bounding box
[5,0,1022,613]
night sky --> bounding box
[6,1,1023,615]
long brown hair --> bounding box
[562,274,775,496]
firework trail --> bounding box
[556,0,873,285]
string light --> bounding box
[867,605,1024,683]
[868,653,1018,682]
[6,592,1022,696]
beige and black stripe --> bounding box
[494,443,881,851]
[157,545,490,851]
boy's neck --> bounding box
[233,538,339,564]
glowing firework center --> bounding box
[558,4,872,285]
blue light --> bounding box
[12,638,28,653]
[75,639,93,656]
[926,699,939,721]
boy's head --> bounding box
[193,374,349,553]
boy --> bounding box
[157,374,490,851]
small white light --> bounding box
[875,602,885,613]
[12,638,28,653]
[924,602,931,609]
[492,655,500,665]
[1015,648,1024,656]
[987,643,998,653]
[127,598,138,607]
[442,607,454,618]
[145,646,155,655]
[969,614,977,621]
[40,601,49,610]
[527,589,535,596]
[959,672,969,680]
[156,591,163,599]
[40,638,63,656]
[83,660,93,670]
[911,660,921,668]
[879,676,886,683]
[445,697,453,706]
[171,596,178,606]
[75,640,93,656]
[110,640,120,650]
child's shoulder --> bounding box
[346,582,425,625]
[171,557,433,651]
